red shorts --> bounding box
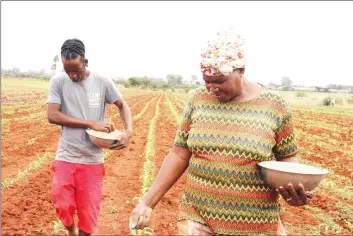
[51,160,105,233]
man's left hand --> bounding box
[276,183,315,207]
[108,130,132,150]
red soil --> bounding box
[1,93,352,235]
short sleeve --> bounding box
[47,75,62,104]
[173,91,196,148]
[104,76,122,104]
[273,99,298,160]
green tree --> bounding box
[140,77,152,88]
[51,55,59,74]
[281,77,293,88]
[167,74,183,85]
[190,74,199,84]
[128,77,140,87]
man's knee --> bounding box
[77,214,98,234]
[76,203,101,234]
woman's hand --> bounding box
[276,183,315,206]
[129,202,153,235]
[128,146,191,235]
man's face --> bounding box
[62,56,86,82]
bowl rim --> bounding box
[86,129,121,141]
[257,161,329,176]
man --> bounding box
[330,97,335,107]
[47,38,132,236]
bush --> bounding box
[323,97,331,106]
[347,96,353,104]
[323,96,343,106]
[281,87,293,91]
[123,80,131,88]
[335,97,343,105]
[296,92,307,97]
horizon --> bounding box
[3,68,353,89]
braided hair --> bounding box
[61,38,85,61]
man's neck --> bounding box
[81,70,91,82]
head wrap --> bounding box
[200,27,246,76]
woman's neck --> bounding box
[230,77,263,103]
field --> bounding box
[1,78,353,235]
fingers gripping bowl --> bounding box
[257,161,329,191]
[86,129,123,149]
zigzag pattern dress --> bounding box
[174,88,298,235]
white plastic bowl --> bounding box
[258,161,329,191]
[86,129,123,149]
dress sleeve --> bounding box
[173,91,196,148]
[273,99,299,161]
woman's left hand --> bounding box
[276,183,315,207]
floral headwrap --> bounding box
[200,27,246,76]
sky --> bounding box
[2,1,353,86]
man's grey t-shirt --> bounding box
[47,71,122,164]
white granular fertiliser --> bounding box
[259,161,328,175]
[86,129,122,140]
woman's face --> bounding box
[203,69,245,102]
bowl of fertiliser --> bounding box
[86,129,123,149]
[257,161,329,191]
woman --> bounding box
[129,27,313,235]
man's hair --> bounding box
[61,38,85,60]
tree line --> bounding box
[267,77,353,92]
[1,68,201,93]
[1,68,52,80]
[115,74,201,92]
[2,67,352,93]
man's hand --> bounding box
[276,183,315,207]
[89,121,115,133]
[109,130,132,150]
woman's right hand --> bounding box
[129,202,153,235]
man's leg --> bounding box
[52,160,78,235]
[75,163,105,235]
[66,223,78,236]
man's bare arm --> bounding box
[47,103,115,132]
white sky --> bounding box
[2,1,353,86]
